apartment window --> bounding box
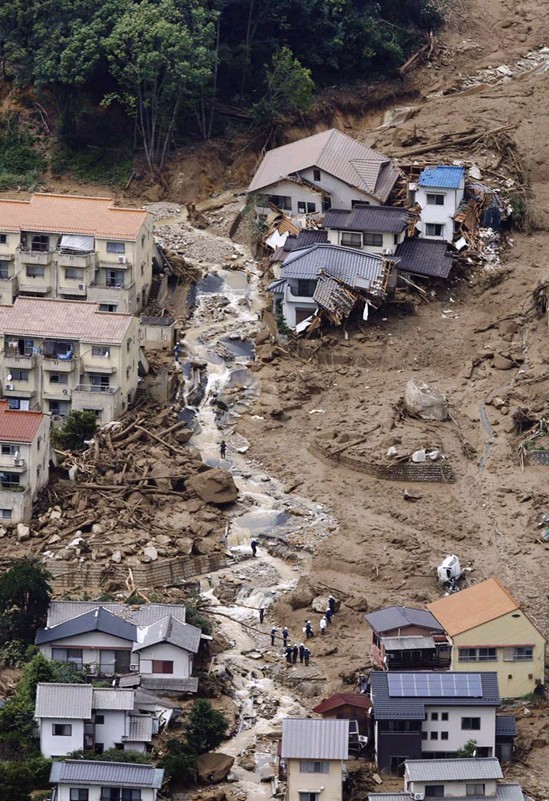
[313,169,321,181]
[126,367,131,380]
[100,791,142,801]
[426,193,445,206]
[37,436,41,451]
[425,787,444,798]
[299,794,319,801]
[441,731,449,740]
[459,647,497,662]
[65,267,84,280]
[425,223,444,237]
[152,660,173,674]
[1,445,17,455]
[461,717,481,730]
[0,234,6,244]
[266,195,291,211]
[52,723,72,736]
[363,233,383,247]
[0,260,9,279]
[127,339,132,352]
[297,202,317,214]
[99,304,118,312]
[430,731,438,740]
[300,761,329,774]
[141,234,146,247]
[26,265,45,278]
[106,242,125,254]
[140,262,144,275]
[0,509,12,519]
[90,374,110,391]
[95,714,105,724]
[504,646,533,661]
[466,785,485,797]
[0,472,19,488]
[8,399,29,410]
[431,712,439,721]
[11,369,29,382]
[50,373,68,385]
[441,713,449,721]
[107,269,124,287]
[31,234,49,252]
[70,791,89,801]
[92,347,110,358]
[296,279,317,297]
[51,647,83,670]
[340,232,363,249]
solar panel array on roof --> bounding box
[387,672,483,698]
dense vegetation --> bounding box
[0,559,51,646]
[0,0,442,179]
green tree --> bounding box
[103,0,217,178]
[252,47,314,128]
[185,699,228,754]
[159,738,198,784]
[56,410,98,451]
[0,559,51,644]
[67,748,152,763]
[456,739,478,757]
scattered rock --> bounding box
[142,545,158,562]
[187,468,238,504]
[111,551,122,564]
[288,583,315,609]
[16,523,30,542]
[492,354,514,370]
[404,380,448,421]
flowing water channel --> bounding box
[177,249,338,797]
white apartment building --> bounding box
[0,399,49,522]
[0,193,153,313]
[0,297,139,423]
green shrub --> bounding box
[67,748,152,764]
[54,410,98,451]
[50,147,133,188]
[159,739,198,784]
[185,699,228,754]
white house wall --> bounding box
[253,173,380,217]
[416,184,464,243]
[94,710,128,751]
[40,717,84,758]
[409,779,498,796]
[421,705,496,754]
[299,167,381,209]
[138,642,193,678]
[325,228,404,255]
[56,787,157,801]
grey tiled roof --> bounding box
[127,714,154,742]
[281,718,349,760]
[405,757,502,782]
[248,128,399,202]
[36,607,137,645]
[496,715,517,736]
[92,688,135,711]
[284,230,328,252]
[132,615,202,654]
[395,239,453,279]
[35,683,93,719]
[50,760,164,788]
[46,601,187,627]
[324,206,409,234]
[313,274,357,316]
[364,606,444,635]
[371,671,500,719]
[281,244,388,292]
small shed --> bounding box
[313,692,372,735]
[139,316,175,350]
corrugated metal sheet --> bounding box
[248,129,399,202]
[382,635,435,651]
[35,683,93,719]
[281,719,349,760]
[395,239,453,279]
[324,206,408,234]
[282,244,387,291]
[371,671,500,720]
[418,165,465,188]
[46,601,187,627]
[406,757,502,782]
[127,714,154,742]
[92,688,135,711]
[51,760,163,788]
[364,606,443,635]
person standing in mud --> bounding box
[328,595,336,614]
[304,648,310,666]
[282,626,289,647]
[325,607,333,624]
[319,616,327,635]
[271,626,277,646]
[220,440,227,459]
[285,646,293,665]
[305,620,314,639]
[250,539,258,557]
[299,643,305,663]
[292,644,298,664]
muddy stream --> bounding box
[176,240,337,797]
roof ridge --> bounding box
[490,576,520,608]
[34,192,113,202]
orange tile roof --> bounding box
[0,298,134,345]
[0,193,150,240]
[0,400,44,443]
[427,578,520,636]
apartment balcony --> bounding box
[43,355,79,373]
[18,280,52,294]
[57,251,97,269]
[3,352,36,370]
[19,249,53,266]
[0,455,26,473]
[98,258,133,270]
[2,384,35,399]
[42,387,73,400]
[57,279,89,297]
[91,278,135,291]
[75,384,119,395]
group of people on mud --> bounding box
[267,594,338,668]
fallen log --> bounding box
[396,124,516,157]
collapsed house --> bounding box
[268,243,396,328]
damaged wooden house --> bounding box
[268,243,396,329]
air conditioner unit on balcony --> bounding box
[118,256,127,265]
[62,389,69,395]
[412,794,424,800]
[129,664,139,671]
[14,458,24,467]
[78,284,84,290]
[5,384,13,390]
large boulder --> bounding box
[288,582,316,610]
[196,752,235,784]
[404,380,448,421]
[312,594,341,613]
[187,468,238,505]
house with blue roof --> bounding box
[413,166,465,243]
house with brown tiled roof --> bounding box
[0,193,153,314]
[313,692,372,736]
[0,400,49,522]
[427,578,545,699]
[0,297,139,424]
[248,129,400,218]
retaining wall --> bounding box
[310,442,454,482]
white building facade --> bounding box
[412,166,465,242]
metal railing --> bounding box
[75,384,119,394]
